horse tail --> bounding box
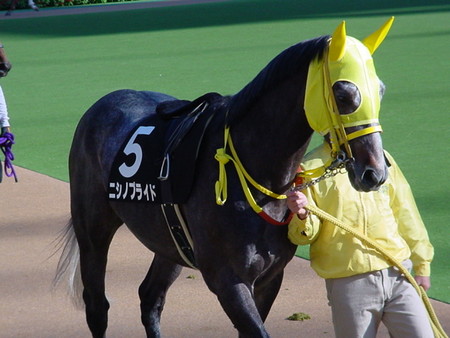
[52,219,84,309]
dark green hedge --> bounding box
[1,0,136,10]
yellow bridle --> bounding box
[300,18,394,178]
[212,19,448,337]
[321,46,383,161]
[215,127,287,215]
[214,17,395,214]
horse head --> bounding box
[304,17,394,192]
[0,45,12,78]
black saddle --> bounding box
[108,92,225,204]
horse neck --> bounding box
[229,83,313,193]
[225,37,330,192]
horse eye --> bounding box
[333,81,361,115]
[335,94,347,103]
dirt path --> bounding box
[1,166,449,337]
[0,167,334,337]
[0,1,449,335]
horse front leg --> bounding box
[203,269,270,338]
[254,270,284,322]
[139,254,182,338]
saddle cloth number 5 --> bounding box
[119,126,155,178]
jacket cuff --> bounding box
[414,263,431,277]
[290,214,310,235]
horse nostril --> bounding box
[362,168,382,189]
[0,62,11,71]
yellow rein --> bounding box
[213,129,446,337]
[214,127,287,214]
[213,123,379,213]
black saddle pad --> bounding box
[108,93,222,204]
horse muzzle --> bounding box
[346,160,388,192]
[0,62,12,77]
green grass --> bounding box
[0,0,449,302]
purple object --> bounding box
[0,132,17,182]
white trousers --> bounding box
[325,260,433,338]
[0,86,9,128]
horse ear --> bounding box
[362,16,395,55]
[329,21,347,62]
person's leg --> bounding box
[325,271,384,338]
[381,261,433,338]
[27,0,39,11]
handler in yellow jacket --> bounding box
[287,142,434,338]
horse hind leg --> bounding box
[79,244,112,338]
[71,194,123,337]
[138,254,182,338]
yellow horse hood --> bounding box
[304,17,394,138]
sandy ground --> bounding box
[1,166,449,337]
[0,2,449,336]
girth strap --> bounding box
[161,204,197,269]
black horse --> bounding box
[55,21,392,337]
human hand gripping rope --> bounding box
[302,203,447,338]
[214,131,447,337]
[0,131,18,182]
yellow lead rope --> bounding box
[214,127,447,337]
[305,204,448,338]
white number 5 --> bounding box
[119,126,155,178]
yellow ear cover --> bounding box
[329,21,347,61]
[304,38,381,135]
[362,16,395,55]
[305,20,390,136]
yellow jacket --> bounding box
[288,143,434,279]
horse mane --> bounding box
[228,35,330,125]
